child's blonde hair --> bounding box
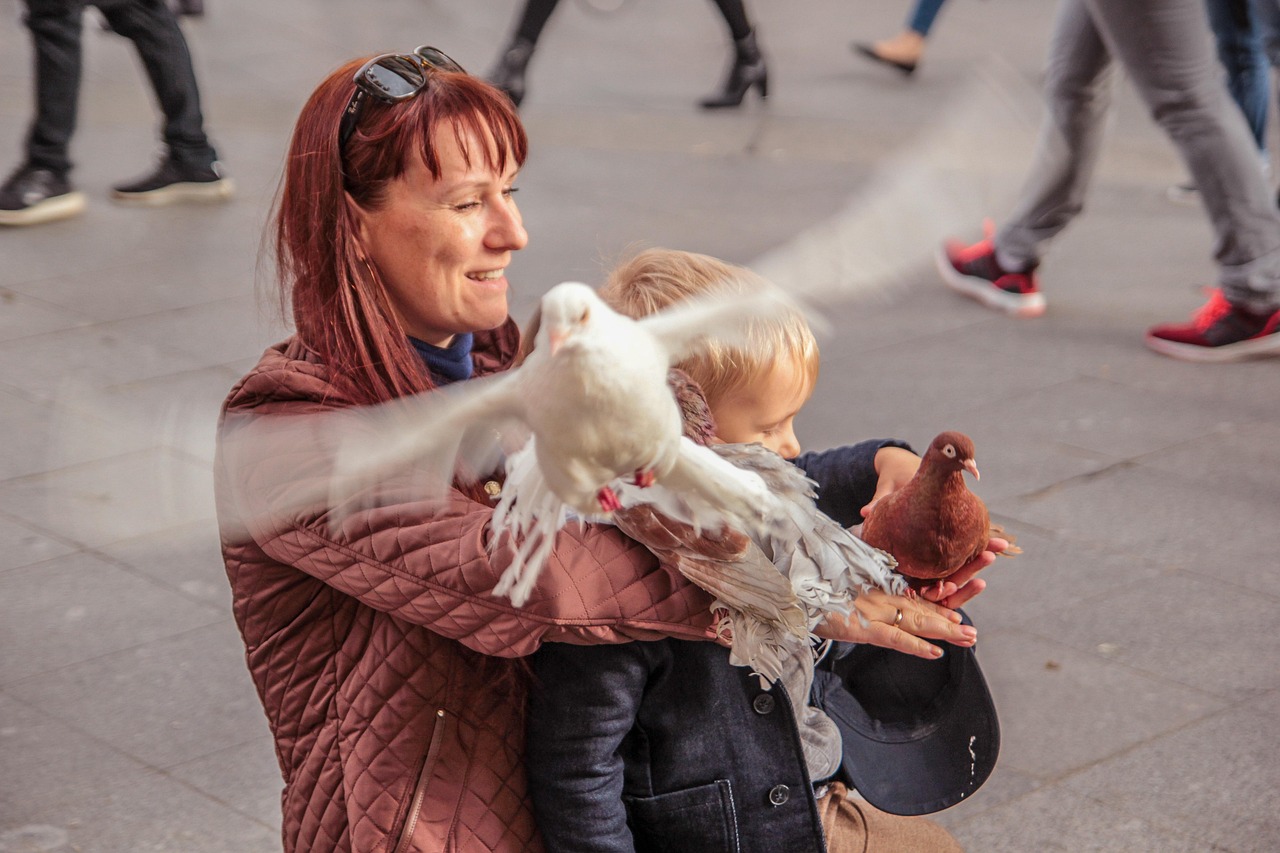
[599,247,819,407]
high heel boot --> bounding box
[699,30,768,110]
[486,37,536,108]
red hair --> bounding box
[272,58,528,405]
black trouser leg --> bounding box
[23,0,88,175]
[96,0,216,166]
[514,0,561,45]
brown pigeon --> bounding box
[860,431,1017,592]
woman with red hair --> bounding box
[214,49,990,852]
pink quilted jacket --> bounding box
[215,324,717,852]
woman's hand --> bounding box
[916,536,1008,609]
[814,588,977,659]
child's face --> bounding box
[710,357,812,459]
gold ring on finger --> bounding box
[892,608,903,628]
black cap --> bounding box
[815,614,999,816]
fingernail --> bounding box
[961,626,977,641]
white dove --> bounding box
[326,281,802,604]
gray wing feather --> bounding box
[709,443,907,604]
[328,370,527,519]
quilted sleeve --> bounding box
[217,402,716,659]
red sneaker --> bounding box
[936,223,1045,318]
[1146,289,1280,362]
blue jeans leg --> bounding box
[1205,0,1269,154]
[1251,0,1280,126]
[907,0,948,36]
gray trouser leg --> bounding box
[996,0,1115,270]
[999,0,1280,309]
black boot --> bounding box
[486,37,536,108]
[699,30,768,110]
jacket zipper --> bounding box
[394,709,449,853]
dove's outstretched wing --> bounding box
[328,369,529,520]
[637,284,812,365]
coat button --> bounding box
[483,480,502,498]
[768,784,790,806]
[752,693,776,715]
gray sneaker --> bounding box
[0,165,87,226]
[111,158,234,206]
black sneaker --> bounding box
[0,165,87,226]
[111,158,233,206]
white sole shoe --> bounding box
[935,246,1046,318]
[1144,330,1280,362]
[111,178,235,207]
[0,191,87,226]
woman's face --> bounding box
[355,123,528,347]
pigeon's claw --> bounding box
[597,485,623,513]
[632,468,656,488]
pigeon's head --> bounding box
[927,431,979,480]
[539,282,605,355]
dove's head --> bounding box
[538,282,608,355]
[928,431,979,480]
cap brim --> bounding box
[817,628,999,816]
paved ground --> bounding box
[1,0,1278,850]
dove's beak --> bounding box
[547,330,567,355]
[963,459,980,481]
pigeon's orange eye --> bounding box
[580,307,590,323]
[943,445,956,458]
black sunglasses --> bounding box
[338,46,465,153]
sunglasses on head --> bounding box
[338,46,465,154]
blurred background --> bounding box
[0,0,1277,850]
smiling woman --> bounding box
[214,47,992,853]
[218,50,730,853]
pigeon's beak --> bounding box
[548,329,567,355]
[963,458,980,480]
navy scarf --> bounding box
[410,333,474,386]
